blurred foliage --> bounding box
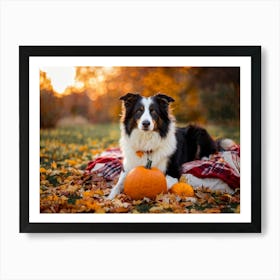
[40,67,240,128]
[200,83,240,123]
[40,72,62,128]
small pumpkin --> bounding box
[124,160,167,200]
[171,182,194,197]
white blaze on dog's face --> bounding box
[120,93,175,137]
[138,97,154,131]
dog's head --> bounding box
[120,93,174,137]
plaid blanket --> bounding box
[86,145,240,189]
[86,148,123,181]
[181,145,240,190]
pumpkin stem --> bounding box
[145,158,152,169]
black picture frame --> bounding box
[20,46,261,233]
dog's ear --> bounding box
[154,94,175,104]
[120,93,140,105]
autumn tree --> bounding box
[40,67,240,126]
[193,67,240,124]
[74,66,205,123]
[60,89,91,119]
[40,71,61,128]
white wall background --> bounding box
[0,0,279,279]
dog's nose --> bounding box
[142,120,151,128]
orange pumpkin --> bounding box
[124,165,167,200]
[171,182,194,197]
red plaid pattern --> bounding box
[181,146,240,189]
[86,148,123,181]
[86,145,240,189]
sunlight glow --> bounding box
[40,67,76,94]
[74,81,84,89]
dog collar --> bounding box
[136,150,153,158]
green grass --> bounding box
[41,122,239,148]
[41,123,120,145]
[40,123,120,170]
[206,123,240,144]
[176,123,239,144]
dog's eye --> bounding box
[136,107,143,113]
[150,108,155,113]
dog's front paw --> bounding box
[107,187,121,200]
[166,175,178,190]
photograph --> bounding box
[39,66,240,214]
[20,46,261,232]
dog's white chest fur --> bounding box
[119,122,177,173]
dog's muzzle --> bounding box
[141,120,151,130]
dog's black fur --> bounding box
[166,125,217,178]
[120,93,174,137]
[120,93,217,179]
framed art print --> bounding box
[19,46,261,233]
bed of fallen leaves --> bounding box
[40,125,240,214]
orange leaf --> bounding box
[94,189,104,196]
[40,167,47,173]
[205,208,221,213]
[78,145,88,152]
[65,159,77,166]
[113,207,130,213]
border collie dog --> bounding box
[108,93,217,199]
